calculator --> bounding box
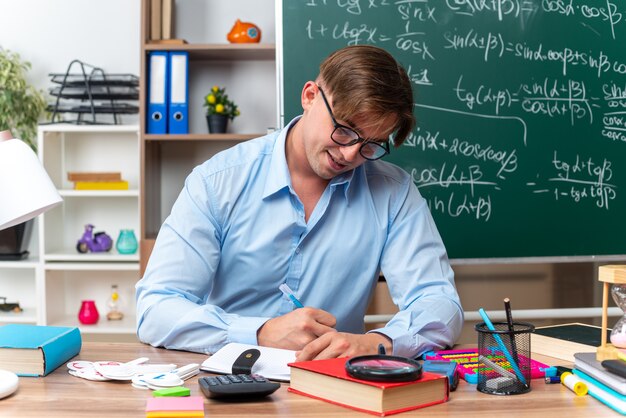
[198,374,280,399]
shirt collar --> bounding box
[262,116,359,201]
[262,116,300,199]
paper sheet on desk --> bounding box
[201,343,296,382]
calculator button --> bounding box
[217,375,231,384]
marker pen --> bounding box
[279,283,304,308]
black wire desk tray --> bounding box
[48,73,139,87]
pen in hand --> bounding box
[279,283,304,308]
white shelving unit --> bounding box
[0,125,140,338]
[0,259,40,324]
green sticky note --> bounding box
[152,386,191,397]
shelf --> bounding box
[0,258,40,268]
[144,133,263,141]
[59,190,140,198]
[38,124,139,133]
[43,252,140,264]
[144,43,275,60]
[49,313,137,334]
[0,307,37,324]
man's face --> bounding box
[301,84,396,180]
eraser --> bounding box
[486,376,515,390]
[152,386,191,397]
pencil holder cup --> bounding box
[475,321,535,395]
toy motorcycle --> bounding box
[76,224,113,253]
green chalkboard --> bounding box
[281,0,626,260]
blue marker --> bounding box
[478,308,527,385]
[279,284,304,308]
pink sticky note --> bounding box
[146,396,204,412]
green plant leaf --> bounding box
[0,48,46,150]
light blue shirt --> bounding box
[136,117,463,357]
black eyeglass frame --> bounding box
[317,85,391,161]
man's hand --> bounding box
[296,332,392,361]
[257,307,337,351]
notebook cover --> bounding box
[0,324,81,376]
[534,323,609,346]
[573,369,626,415]
[288,357,448,416]
[289,357,446,389]
[201,342,295,381]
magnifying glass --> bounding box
[345,353,422,382]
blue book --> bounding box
[0,324,81,377]
[574,369,626,415]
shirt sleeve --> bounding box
[370,179,464,358]
[135,167,270,354]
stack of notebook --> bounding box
[68,172,129,190]
[573,352,626,415]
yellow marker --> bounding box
[560,372,588,396]
[617,351,626,362]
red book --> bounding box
[288,357,448,416]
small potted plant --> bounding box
[204,85,240,134]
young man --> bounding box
[136,45,463,360]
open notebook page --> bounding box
[201,342,296,382]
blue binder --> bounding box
[168,51,189,134]
[147,51,169,134]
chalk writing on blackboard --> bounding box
[282,0,626,258]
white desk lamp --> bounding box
[0,129,62,399]
[0,130,62,231]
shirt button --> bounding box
[295,247,301,254]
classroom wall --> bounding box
[0,0,140,93]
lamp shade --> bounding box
[0,135,62,230]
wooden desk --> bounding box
[0,342,621,417]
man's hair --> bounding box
[317,45,415,147]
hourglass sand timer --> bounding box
[597,265,626,361]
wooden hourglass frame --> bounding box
[597,265,626,361]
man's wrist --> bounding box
[368,332,393,354]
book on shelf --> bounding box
[150,0,161,40]
[530,322,610,362]
[573,368,626,415]
[67,172,122,182]
[288,357,448,416]
[161,0,173,40]
[574,352,626,395]
[0,324,82,377]
[73,180,129,190]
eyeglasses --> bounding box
[317,85,390,161]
